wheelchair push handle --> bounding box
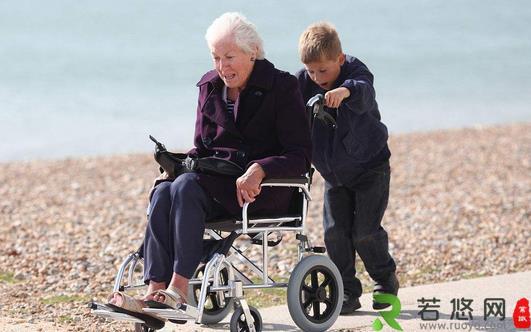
[306,93,324,114]
[149,135,167,152]
[306,94,337,128]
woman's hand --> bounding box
[236,163,266,207]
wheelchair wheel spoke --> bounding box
[310,271,319,289]
[320,275,332,288]
[312,300,321,318]
[302,285,313,294]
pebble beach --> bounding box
[0,123,529,331]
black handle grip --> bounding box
[306,93,324,111]
[149,135,166,152]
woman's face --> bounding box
[210,36,256,90]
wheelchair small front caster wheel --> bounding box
[229,305,262,332]
[134,323,156,332]
[287,255,343,332]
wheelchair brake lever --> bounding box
[149,135,166,152]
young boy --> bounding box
[296,22,398,314]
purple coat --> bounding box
[188,59,312,216]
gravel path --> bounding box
[0,123,529,331]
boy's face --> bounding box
[304,54,345,91]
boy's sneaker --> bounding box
[372,274,399,310]
[340,290,361,315]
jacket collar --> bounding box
[196,59,275,90]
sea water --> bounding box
[1,0,530,161]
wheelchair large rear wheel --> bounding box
[287,255,343,332]
[187,265,234,324]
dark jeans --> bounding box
[143,173,228,283]
[323,161,396,298]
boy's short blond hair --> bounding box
[299,22,343,63]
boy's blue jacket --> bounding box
[296,55,390,186]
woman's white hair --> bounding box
[205,12,265,60]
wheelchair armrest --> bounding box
[236,176,312,234]
[260,177,311,201]
[261,177,309,185]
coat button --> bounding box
[254,91,263,97]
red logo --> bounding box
[513,298,530,329]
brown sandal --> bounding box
[106,292,164,329]
[107,291,146,313]
[144,285,188,310]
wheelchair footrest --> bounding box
[92,309,146,323]
[143,304,199,321]
[90,302,145,324]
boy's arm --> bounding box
[339,66,377,115]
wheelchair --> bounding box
[91,95,342,332]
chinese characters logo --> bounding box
[513,298,530,329]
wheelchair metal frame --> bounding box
[92,95,344,331]
[95,177,317,330]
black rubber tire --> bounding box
[229,306,262,332]
[187,265,234,324]
[134,323,156,332]
[287,255,343,332]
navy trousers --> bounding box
[323,161,396,298]
[143,173,228,283]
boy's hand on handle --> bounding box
[236,163,266,207]
[324,87,350,109]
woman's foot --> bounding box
[145,273,189,309]
[144,276,189,325]
[107,292,146,313]
[144,281,166,302]
[107,280,166,310]
[145,285,187,309]
[105,291,165,328]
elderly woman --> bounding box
[108,12,311,313]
